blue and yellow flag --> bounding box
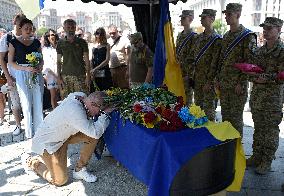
[153,0,186,100]
[15,0,45,20]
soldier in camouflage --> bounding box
[176,10,197,105]
[246,17,284,175]
[128,32,153,89]
[189,9,222,121]
[216,3,257,136]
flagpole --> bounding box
[149,0,153,50]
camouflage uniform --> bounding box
[176,10,196,105]
[248,17,284,174]
[56,36,89,98]
[218,27,257,136]
[191,9,222,121]
[192,32,222,120]
[61,75,88,99]
[218,3,257,136]
[128,32,153,88]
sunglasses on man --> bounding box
[109,32,117,35]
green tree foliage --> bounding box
[36,27,48,37]
[213,19,227,35]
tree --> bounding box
[213,19,227,35]
[36,27,48,37]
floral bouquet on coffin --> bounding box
[234,63,264,73]
[26,52,42,88]
[105,84,208,131]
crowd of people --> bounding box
[0,2,283,188]
[0,12,153,185]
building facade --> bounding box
[0,0,21,31]
[251,0,284,32]
[185,0,283,32]
[96,12,122,30]
[60,12,93,33]
[33,9,61,32]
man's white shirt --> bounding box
[32,92,110,155]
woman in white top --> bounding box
[42,29,59,109]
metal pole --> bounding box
[149,0,153,50]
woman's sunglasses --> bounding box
[47,33,56,37]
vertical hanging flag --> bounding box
[15,0,45,20]
[153,0,186,100]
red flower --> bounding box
[133,104,142,113]
[174,103,183,112]
[155,106,163,114]
[159,121,177,131]
[177,96,184,105]
[161,108,172,120]
[144,111,156,124]
[173,118,184,129]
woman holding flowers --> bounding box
[8,18,43,139]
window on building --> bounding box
[279,0,283,12]
[254,0,262,11]
[252,13,261,26]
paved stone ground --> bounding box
[0,107,284,196]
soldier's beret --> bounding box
[179,10,194,17]
[129,32,143,44]
[259,17,283,27]
[222,3,242,13]
[199,9,217,17]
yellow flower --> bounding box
[26,54,32,61]
[189,103,206,118]
[141,113,155,128]
[106,89,113,96]
[26,53,36,63]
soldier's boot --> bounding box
[254,160,272,175]
[246,155,261,167]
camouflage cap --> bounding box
[259,17,283,27]
[222,3,242,13]
[179,10,194,17]
[199,9,217,17]
[129,32,143,44]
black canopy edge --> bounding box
[80,0,187,6]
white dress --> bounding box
[42,46,58,89]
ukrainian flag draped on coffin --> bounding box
[153,0,186,100]
[15,0,45,20]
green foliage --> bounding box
[213,19,227,35]
[36,27,48,37]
